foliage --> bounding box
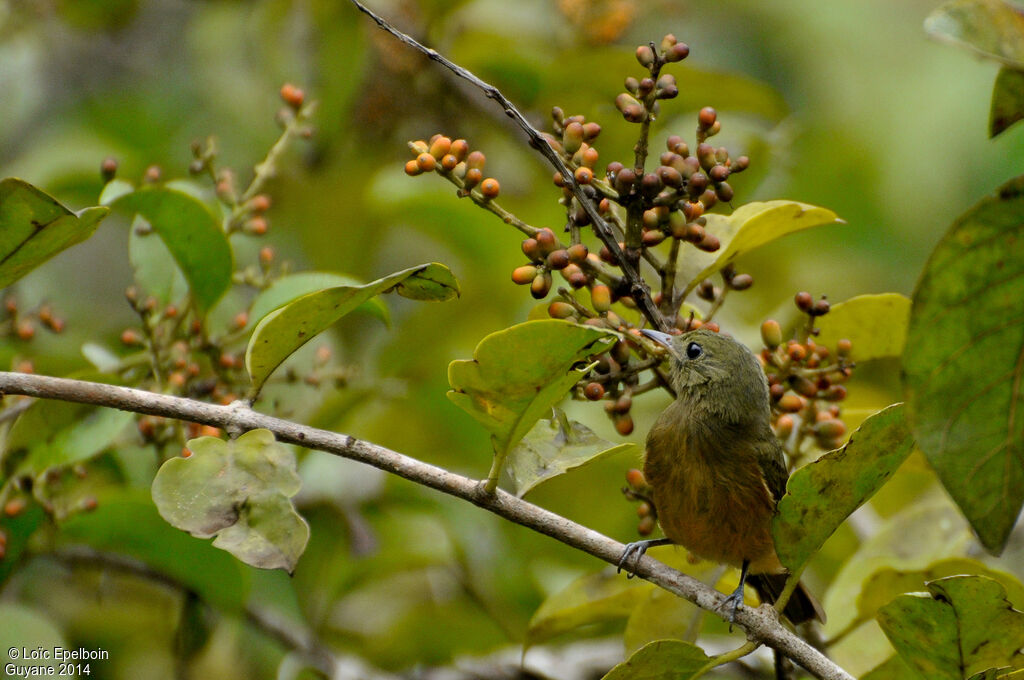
[0,1,1022,679]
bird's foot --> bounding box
[718,581,746,630]
[617,538,672,579]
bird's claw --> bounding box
[617,541,648,579]
[719,584,746,631]
[617,538,671,579]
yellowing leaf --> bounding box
[682,201,842,297]
[507,412,639,497]
[925,0,1024,69]
[774,404,914,572]
[447,320,616,488]
[903,174,1024,554]
[877,575,1024,680]
[815,293,911,361]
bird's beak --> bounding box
[640,329,675,349]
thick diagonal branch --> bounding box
[0,372,851,680]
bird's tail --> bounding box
[748,573,826,625]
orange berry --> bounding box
[637,515,655,536]
[168,372,186,388]
[199,425,221,437]
[567,243,588,263]
[247,217,268,235]
[233,311,249,329]
[778,394,806,413]
[416,153,436,172]
[279,83,305,109]
[81,497,98,512]
[450,139,469,161]
[626,468,646,488]
[760,320,782,349]
[249,194,271,213]
[4,497,27,517]
[15,360,34,374]
[404,160,423,176]
[441,154,458,171]
[574,167,593,184]
[181,448,193,458]
[15,321,34,341]
[584,382,605,400]
[615,414,635,436]
[591,284,612,312]
[547,301,575,319]
[121,329,142,346]
[259,246,274,266]
[511,265,538,285]
[480,178,500,198]
[218,353,237,369]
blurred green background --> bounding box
[1,0,1023,678]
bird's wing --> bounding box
[755,435,789,503]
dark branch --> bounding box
[346,0,669,332]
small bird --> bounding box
[619,327,824,625]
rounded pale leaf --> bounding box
[246,262,457,392]
[106,183,232,313]
[902,175,1024,554]
[601,640,711,680]
[925,0,1024,68]
[0,177,109,289]
[682,201,842,298]
[815,293,911,361]
[877,575,1024,680]
[774,404,914,572]
[151,429,308,572]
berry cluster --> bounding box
[0,295,66,346]
[760,293,855,460]
[403,36,767,437]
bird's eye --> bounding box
[686,342,703,359]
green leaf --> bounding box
[861,656,918,680]
[507,411,639,498]
[774,404,914,572]
[246,262,457,393]
[855,558,1024,632]
[129,216,189,305]
[0,177,109,289]
[7,398,133,478]
[151,429,309,573]
[682,201,842,298]
[105,183,232,313]
[525,568,652,649]
[447,320,616,487]
[58,491,249,611]
[924,0,1024,69]
[877,575,1024,680]
[0,604,66,660]
[815,293,912,361]
[902,175,1024,554]
[991,66,1024,137]
[248,271,390,328]
[601,640,712,680]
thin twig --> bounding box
[0,371,851,680]
[346,0,668,332]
